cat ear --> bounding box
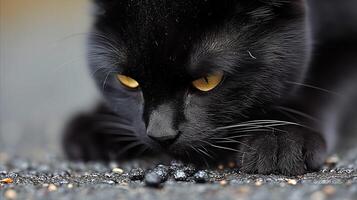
[93,0,115,6]
[265,0,306,15]
[91,0,119,15]
[263,0,305,7]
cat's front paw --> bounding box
[63,113,111,162]
[238,127,327,175]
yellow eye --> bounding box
[192,71,224,92]
[116,74,139,89]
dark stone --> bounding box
[153,165,169,182]
[129,168,145,181]
[144,172,162,188]
[194,171,209,183]
[169,160,184,171]
[183,164,197,176]
[173,169,187,181]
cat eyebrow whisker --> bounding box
[90,61,121,78]
[89,32,123,57]
[88,44,120,58]
[247,50,257,59]
[102,71,117,91]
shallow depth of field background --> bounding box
[0,0,99,159]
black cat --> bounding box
[63,0,357,175]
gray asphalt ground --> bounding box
[1,109,356,200]
[1,146,356,200]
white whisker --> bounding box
[214,120,299,131]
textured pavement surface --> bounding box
[0,147,356,200]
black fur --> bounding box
[63,0,357,175]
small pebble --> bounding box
[287,179,298,185]
[129,168,145,181]
[153,165,169,182]
[1,178,14,184]
[254,180,263,186]
[322,185,336,196]
[67,183,74,189]
[228,161,236,168]
[170,160,183,167]
[53,170,71,177]
[156,164,169,170]
[194,171,209,183]
[4,189,17,200]
[0,170,8,175]
[112,168,124,174]
[48,184,57,192]
[169,160,183,171]
[174,170,187,181]
[103,180,115,184]
[109,161,118,169]
[120,182,129,186]
[325,155,339,166]
[218,164,224,170]
[144,172,162,188]
[182,164,196,176]
[219,180,228,186]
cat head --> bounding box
[88,0,310,162]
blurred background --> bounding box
[0,0,356,161]
[0,0,100,159]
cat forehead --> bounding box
[94,0,296,75]
[114,26,239,78]
[99,12,242,77]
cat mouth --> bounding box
[146,137,190,157]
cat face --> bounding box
[89,0,309,161]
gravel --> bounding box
[129,168,145,181]
[144,172,162,188]
[0,148,356,200]
[194,170,209,183]
[173,169,187,181]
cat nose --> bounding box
[147,130,179,146]
[146,104,179,146]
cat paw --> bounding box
[63,103,122,161]
[63,113,111,162]
[238,127,327,175]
